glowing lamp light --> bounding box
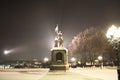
[4,50,9,55]
[114,27,120,39]
[106,25,117,38]
[71,57,76,62]
[98,56,103,61]
[106,25,120,39]
[44,57,49,62]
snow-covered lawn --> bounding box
[70,67,117,80]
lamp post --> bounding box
[106,25,120,80]
[43,57,49,68]
[98,56,103,69]
[71,57,77,68]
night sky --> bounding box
[0,0,120,61]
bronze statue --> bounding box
[54,25,64,48]
[58,31,64,47]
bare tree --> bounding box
[68,27,111,66]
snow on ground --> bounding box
[0,68,49,80]
[70,67,117,80]
[0,67,118,80]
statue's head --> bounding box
[58,31,62,37]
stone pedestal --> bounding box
[50,48,69,71]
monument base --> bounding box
[50,47,69,71]
[50,64,69,71]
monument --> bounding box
[50,25,69,71]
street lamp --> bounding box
[71,57,77,68]
[98,56,103,69]
[44,57,49,62]
[106,25,120,80]
[71,57,76,62]
[98,56,103,61]
[43,57,49,68]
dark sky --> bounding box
[0,0,120,61]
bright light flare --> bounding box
[3,49,16,55]
[71,57,76,62]
[106,25,120,39]
[4,50,10,55]
[106,25,117,38]
[44,57,49,62]
[114,27,120,39]
[98,56,103,61]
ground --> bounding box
[0,67,117,80]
